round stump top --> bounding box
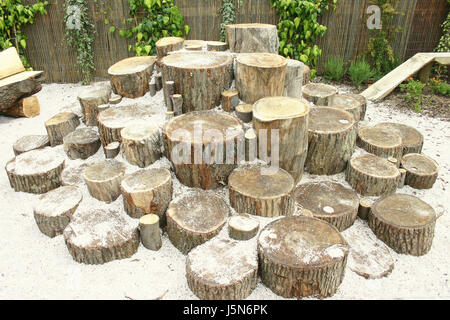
[358,126,402,149]
[77,85,110,101]
[227,23,276,29]
[236,104,253,113]
[236,53,286,68]
[45,112,78,126]
[372,194,436,228]
[308,107,355,133]
[258,216,348,268]
[184,40,205,47]
[7,147,64,176]
[34,186,82,217]
[229,215,260,233]
[253,96,309,122]
[64,127,99,144]
[13,135,49,154]
[98,105,155,129]
[162,52,233,69]
[303,83,338,98]
[228,166,294,199]
[349,154,399,178]
[83,160,126,183]
[121,121,159,140]
[374,123,424,148]
[140,214,159,225]
[329,94,360,107]
[108,56,156,75]
[156,36,184,46]
[401,153,438,176]
[121,168,171,193]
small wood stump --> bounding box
[45,112,80,146]
[328,94,364,121]
[226,23,279,53]
[77,86,111,126]
[186,238,258,300]
[63,128,101,160]
[61,162,91,186]
[294,182,359,231]
[185,45,203,51]
[346,93,367,121]
[221,89,240,112]
[83,160,127,203]
[167,191,229,254]
[305,107,357,175]
[283,59,304,98]
[64,208,139,264]
[235,53,287,104]
[374,122,424,155]
[253,97,310,183]
[33,186,83,238]
[13,135,49,156]
[358,197,373,220]
[121,122,161,168]
[104,142,120,159]
[109,93,122,105]
[1,96,40,118]
[369,194,437,256]
[302,83,338,105]
[228,166,295,218]
[235,104,253,123]
[357,126,403,162]
[6,148,65,194]
[401,153,439,189]
[245,129,257,162]
[184,40,206,48]
[346,154,400,196]
[258,216,349,299]
[207,41,228,52]
[156,37,184,59]
[228,214,260,241]
[139,214,162,251]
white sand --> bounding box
[0,82,449,300]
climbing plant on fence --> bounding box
[0,0,49,68]
[218,0,242,42]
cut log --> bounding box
[109,93,122,105]
[294,182,359,231]
[104,141,121,159]
[186,238,258,300]
[162,110,244,189]
[346,154,400,196]
[235,53,287,104]
[374,122,424,155]
[139,214,162,251]
[387,157,399,167]
[77,86,111,126]
[357,126,403,162]
[121,168,172,221]
[398,168,407,188]
[5,147,65,194]
[161,52,234,112]
[33,186,82,238]
[108,56,156,98]
[207,41,228,52]
[149,78,157,96]
[302,83,338,105]
[328,94,364,122]
[156,37,184,59]
[221,89,240,112]
[63,128,101,160]
[346,93,367,121]
[64,208,139,264]
[303,64,311,85]
[245,129,257,162]
[283,59,304,98]
[258,216,349,298]
[228,214,260,241]
[165,111,174,121]
[1,96,40,118]
[167,191,229,254]
[228,165,295,218]
[184,40,206,48]
[401,153,439,189]
[368,194,437,256]
[0,70,43,112]
[226,23,279,54]
[154,73,163,91]
[45,112,80,146]
[171,94,183,116]
[164,80,175,110]
[305,107,357,175]
[358,197,373,220]
[121,122,161,168]
[235,104,253,123]
[253,97,310,183]
[185,45,203,51]
[13,135,49,156]
[61,162,92,186]
[83,160,127,203]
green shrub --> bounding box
[348,59,375,90]
[429,77,450,96]
[400,77,426,113]
[323,56,346,81]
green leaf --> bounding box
[109,26,116,34]
[294,17,300,29]
[300,54,308,63]
[20,39,26,49]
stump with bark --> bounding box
[302,83,338,105]
[77,86,112,126]
[328,94,364,121]
[45,112,80,146]
[258,216,349,299]
[104,142,121,159]
[374,123,424,155]
[139,214,162,251]
[0,70,43,113]
[156,37,184,59]
[346,93,367,121]
[401,153,439,189]
[207,41,228,52]
[235,104,253,123]
[283,59,304,98]
[63,128,101,160]
[109,93,122,105]
[245,129,257,162]
[226,23,279,54]
[221,89,240,112]
[228,214,260,241]
[357,126,403,162]
[13,135,49,156]
[303,64,311,85]
[121,122,161,168]
[1,96,40,118]
[357,198,373,220]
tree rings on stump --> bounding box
[328,94,364,121]
[156,37,184,59]
[45,112,80,146]
[401,153,439,189]
[121,122,161,168]
[225,23,279,54]
[13,135,49,156]
[228,214,260,241]
[357,126,403,162]
[374,122,424,155]
[83,160,126,203]
[63,128,101,160]
[302,83,338,106]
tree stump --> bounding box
[374,123,424,155]
[171,94,183,116]
[121,168,172,222]
[398,168,407,188]
[186,238,258,300]
[221,89,240,112]
[302,83,338,105]
[235,53,287,104]
[64,208,139,264]
[258,216,349,299]
[253,97,310,183]
[156,37,184,59]
[228,165,295,218]
[401,153,439,189]
[1,96,40,118]
[226,23,279,53]
[303,64,311,85]
[328,94,364,121]
[346,93,367,121]
[0,70,43,112]
[83,160,127,203]
[245,129,257,162]
[184,40,206,48]
[161,52,234,112]
[228,214,260,241]
[77,86,111,126]
[45,112,80,146]
[207,41,228,52]
[283,59,304,98]
[104,142,121,159]
[121,122,161,168]
[13,135,49,156]
[61,162,92,186]
[6,148,65,194]
[346,154,400,196]
[293,182,359,231]
[357,126,403,162]
[63,128,101,160]
[109,93,122,105]
[185,45,203,51]
[162,110,244,189]
[305,107,357,175]
[164,80,175,110]
[358,198,373,220]
[368,194,437,256]
[139,214,162,251]
[235,104,253,123]
[33,186,83,238]
[166,191,229,254]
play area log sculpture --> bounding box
[374,122,424,155]
[83,160,126,203]
[45,112,80,146]
[228,214,260,241]
[226,23,279,54]
[121,122,161,168]
[401,153,439,189]
[13,135,49,156]
[63,128,101,160]
[357,126,403,162]
[156,37,184,59]
[77,86,111,126]
[302,83,338,105]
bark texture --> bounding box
[283,59,304,98]
[0,71,42,112]
[226,23,279,53]
[63,128,101,160]
[302,83,338,105]
[329,94,364,121]
[104,142,120,159]
[357,126,403,162]
[45,112,80,146]
[121,123,161,168]
[156,37,184,59]
[1,96,40,118]
[13,135,49,156]
[139,214,162,251]
[235,104,253,123]
[221,89,240,112]
[77,86,111,126]
[374,123,424,155]
[401,153,439,189]
[228,214,260,241]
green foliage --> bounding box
[218,0,242,42]
[270,0,337,78]
[435,0,449,75]
[429,76,450,96]
[0,0,49,68]
[399,77,426,113]
[323,56,346,81]
[348,59,375,90]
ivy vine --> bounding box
[436,0,449,53]
[218,0,242,42]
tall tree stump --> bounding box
[228,214,260,241]
[258,216,349,299]
[235,104,253,123]
[328,94,364,121]
[162,110,244,190]
[401,153,439,189]
[13,135,49,156]
[61,162,92,186]
[253,97,310,183]
[104,142,121,159]
[64,208,139,264]
[302,83,338,105]
[139,214,162,251]
[207,41,228,52]
[77,86,112,126]
[156,37,184,60]
[283,59,304,98]
[226,23,279,53]
[228,166,295,218]
[121,122,161,168]
[357,126,403,162]
[235,53,287,104]
[63,128,101,160]
[0,70,43,112]
[45,112,80,146]
[186,238,258,300]
[346,93,367,121]
[167,191,229,254]
[294,182,359,231]
[305,107,357,175]
[5,148,65,194]
[221,89,240,112]
[1,96,40,118]
[346,154,400,196]
[161,52,234,112]
[374,123,424,155]
[33,186,83,238]
[83,160,127,203]
[245,129,257,162]
[368,194,437,256]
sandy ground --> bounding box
[0,82,449,300]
